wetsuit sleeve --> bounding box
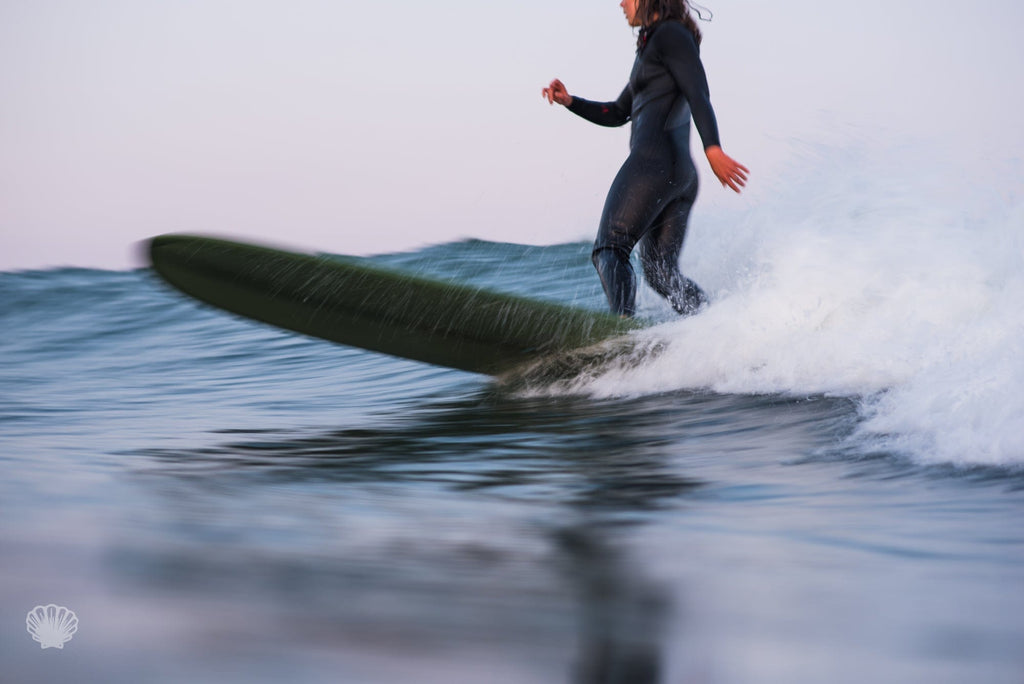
[566,85,632,127]
[651,23,721,149]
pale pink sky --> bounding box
[1,0,1021,271]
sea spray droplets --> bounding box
[557,146,1024,467]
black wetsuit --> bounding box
[568,20,720,317]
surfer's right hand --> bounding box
[542,79,573,107]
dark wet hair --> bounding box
[636,0,705,46]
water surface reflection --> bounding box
[122,393,723,682]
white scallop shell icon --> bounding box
[26,604,78,649]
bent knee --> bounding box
[591,244,630,268]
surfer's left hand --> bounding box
[705,146,749,193]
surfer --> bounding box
[543,0,748,317]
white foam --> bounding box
[562,143,1024,467]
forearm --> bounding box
[688,91,721,150]
[565,85,632,127]
[566,98,629,127]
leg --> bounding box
[638,196,708,316]
[592,157,671,317]
[592,245,637,317]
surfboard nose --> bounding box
[148,233,196,271]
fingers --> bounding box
[711,155,749,193]
[718,167,745,193]
[542,79,567,105]
[728,164,749,192]
[722,168,746,193]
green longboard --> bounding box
[148,234,641,376]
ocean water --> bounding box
[3,155,1024,683]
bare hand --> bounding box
[542,79,573,107]
[705,146,749,193]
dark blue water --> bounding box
[3,240,1023,683]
